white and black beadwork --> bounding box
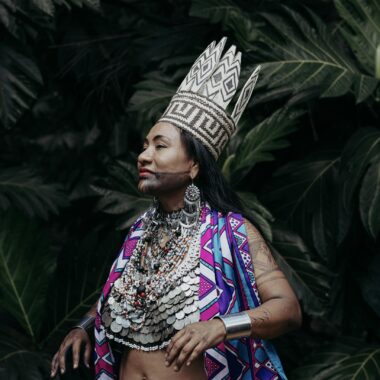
[158,36,261,159]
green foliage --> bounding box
[223,108,302,184]
[0,167,68,219]
[0,0,379,379]
[291,339,380,379]
[271,226,332,317]
[0,212,56,342]
[0,45,43,129]
[255,6,380,104]
[334,0,380,76]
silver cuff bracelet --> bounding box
[74,315,95,331]
[215,312,252,340]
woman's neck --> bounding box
[157,189,186,212]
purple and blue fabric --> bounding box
[94,205,287,380]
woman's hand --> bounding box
[50,328,92,378]
[165,319,226,372]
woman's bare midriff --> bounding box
[119,348,207,380]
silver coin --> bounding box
[121,319,131,328]
[175,310,185,320]
[110,321,122,333]
[184,305,192,314]
[140,334,148,344]
[173,319,185,330]
[180,283,190,291]
[185,297,193,305]
[185,289,192,297]
[158,304,166,313]
[116,316,123,324]
[108,296,115,305]
[167,315,176,325]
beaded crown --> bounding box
[158,37,261,159]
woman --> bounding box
[51,37,302,380]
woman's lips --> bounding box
[139,169,154,178]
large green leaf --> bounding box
[262,151,341,263]
[255,6,379,104]
[271,225,332,317]
[238,191,275,242]
[91,161,151,230]
[0,45,42,129]
[223,108,301,184]
[189,0,258,50]
[0,212,56,342]
[334,0,380,77]
[340,128,380,218]
[291,340,380,379]
[128,70,178,127]
[359,155,380,239]
[42,230,123,348]
[357,254,380,317]
[0,167,68,219]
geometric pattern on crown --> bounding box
[158,36,261,159]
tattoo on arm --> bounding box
[249,307,272,327]
[246,222,279,281]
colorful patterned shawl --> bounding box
[94,206,287,380]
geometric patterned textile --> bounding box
[93,205,287,379]
[158,37,261,160]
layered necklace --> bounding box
[102,203,202,350]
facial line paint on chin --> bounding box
[138,171,191,194]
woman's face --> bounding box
[137,122,198,196]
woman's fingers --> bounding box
[72,338,82,369]
[58,343,69,374]
[50,352,59,377]
[83,342,92,368]
[174,340,203,371]
[165,331,191,366]
[185,342,204,367]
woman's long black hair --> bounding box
[180,129,247,217]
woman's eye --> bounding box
[156,145,166,149]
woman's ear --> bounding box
[190,160,199,180]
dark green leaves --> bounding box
[0,45,42,129]
[335,0,380,76]
[263,151,341,262]
[223,109,301,184]
[42,231,122,348]
[0,167,68,219]
[0,213,56,342]
[340,128,380,240]
[189,0,258,50]
[256,7,379,104]
[291,340,380,379]
[91,161,151,229]
[271,226,331,317]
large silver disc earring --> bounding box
[180,181,201,232]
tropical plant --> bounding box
[0,0,379,379]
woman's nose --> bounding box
[138,147,152,166]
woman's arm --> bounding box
[244,219,302,339]
[165,219,302,371]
